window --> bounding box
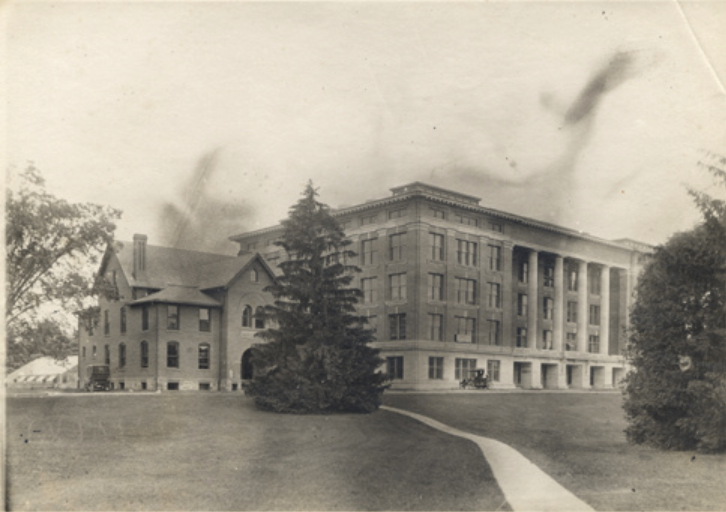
[590,269,601,295]
[488,245,502,271]
[516,327,527,348]
[455,316,476,342]
[566,332,577,351]
[428,357,444,379]
[487,320,500,345]
[389,233,405,261]
[457,240,478,266]
[120,307,127,334]
[387,357,404,379]
[455,214,478,226]
[92,345,97,359]
[254,306,265,329]
[430,233,445,261]
[167,305,180,330]
[247,242,257,251]
[455,358,477,380]
[82,346,86,358]
[544,266,555,288]
[141,340,149,368]
[389,313,406,340]
[389,273,407,300]
[543,330,553,350]
[491,223,503,233]
[361,277,378,304]
[361,239,377,265]
[365,314,377,334]
[167,382,179,391]
[589,305,601,326]
[361,214,378,226]
[142,306,149,331]
[250,269,259,282]
[567,301,578,323]
[167,341,179,368]
[488,282,501,308]
[340,220,352,231]
[430,208,446,219]
[518,261,529,284]
[199,383,211,391]
[588,335,600,353]
[104,310,110,335]
[487,360,501,382]
[456,278,477,305]
[104,345,110,365]
[543,297,554,320]
[198,343,210,370]
[428,273,444,301]
[517,294,528,316]
[119,342,126,368]
[242,305,253,327]
[428,313,443,341]
[199,308,211,332]
[568,268,578,291]
[388,208,407,219]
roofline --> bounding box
[228,186,652,253]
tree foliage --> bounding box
[5,165,121,369]
[243,182,387,413]
[623,153,726,452]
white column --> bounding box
[600,266,610,355]
[577,260,588,352]
[553,255,564,352]
[527,250,539,349]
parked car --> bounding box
[85,365,111,391]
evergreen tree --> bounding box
[623,153,726,452]
[243,182,387,413]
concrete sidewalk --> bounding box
[381,405,595,512]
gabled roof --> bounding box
[196,253,257,290]
[129,285,222,307]
[112,241,234,289]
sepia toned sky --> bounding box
[5,1,726,254]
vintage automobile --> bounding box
[460,369,489,390]
[85,365,111,392]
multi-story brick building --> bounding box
[78,235,277,391]
[230,182,650,390]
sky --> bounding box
[5,1,726,255]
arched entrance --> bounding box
[241,349,254,380]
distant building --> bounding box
[80,182,649,392]
[7,356,79,390]
[231,182,651,390]
[77,236,276,391]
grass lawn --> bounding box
[6,393,508,511]
[383,392,726,511]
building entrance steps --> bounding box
[381,405,595,512]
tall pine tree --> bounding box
[243,182,387,413]
[623,153,726,452]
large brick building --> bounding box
[79,182,649,391]
[231,182,650,390]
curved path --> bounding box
[381,405,595,512]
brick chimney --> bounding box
[133,234,147,279]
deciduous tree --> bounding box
[623,153,726,452]
[243,182,387,413]
[5,165,121,369]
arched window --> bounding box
[140,341,149,368]
[254,306,265,329]
[167,341,179,368]
[250,269,259,282]
[242,305,253,327]
[198,343,210,370]
[241,349,254,380]
[119,343,126,368]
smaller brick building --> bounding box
[78,235,276,391]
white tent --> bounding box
[6,356,79,389]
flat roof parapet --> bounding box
[390,182,481,205]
